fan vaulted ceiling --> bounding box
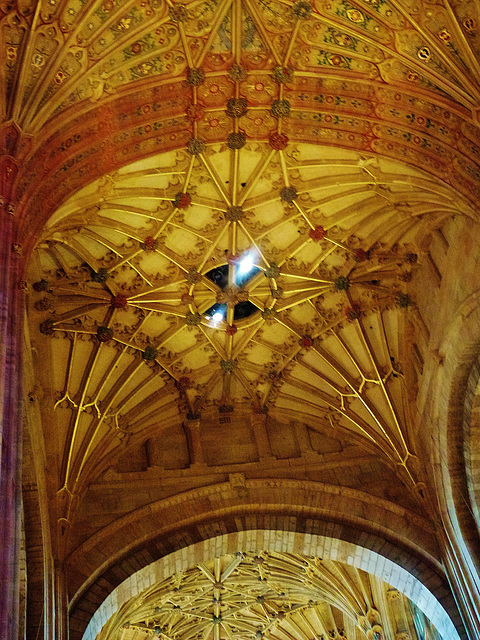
[31,142,463,502]
[5,0,480,233]
[7,0,480,637]
[20,0,479,584]
[97,552,442,640]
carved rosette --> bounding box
[173,192,192,209]
[272,66,294,84]
[91,268,109,283]
[292,0,312,18]
[309,225,326,240]
[187,138,206,155]
[186,269,202,284]
[220,359,237,372]
[169,4,188,22]
[299,336,313,349]
[111,294,128,310]
[40,319,54,335]
[264,263,280,278]
[142,346,158,361]
[227,132,246,150]
[261,308,276,323]
[141,236,158,251]
[226,98,248,118]
[175,376,192,390]
[33,279,49,292]
[225,205,244,222]
[271,99,290,118]
[185,312,202,326]
[228,63,247,81]
[186,67,205,86]
[97,326,114,342]
[268,132,289,150]
[216,286,248,305]
[335,276,350,291]
[280,186,297,202]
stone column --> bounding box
[183,418,207,468]
[0,195,24,639]
[440,519,480,640]
[54,562,69,640]
[250,414,275,462]
[294,421,317,460]
[0,123,28,640]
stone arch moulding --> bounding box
[463,358,480,537]
[433,290,480,570]
[422,284,480,640]
[66,478,440,606]
[82,529,460,640]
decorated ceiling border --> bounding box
[13,75,480,247]
[2,0,479,243]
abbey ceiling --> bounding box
[3,0,480,638]
[97,552,445,640]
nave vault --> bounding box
[2,0,480,638]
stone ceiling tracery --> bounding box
[6,0,480,637]
[96,552,443,640]
[29,142,464,512]
[3,0,480,235]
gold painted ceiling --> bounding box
[4,0,480,236]
[98,553,442,640]
[30,142,465,503]
[6,0,480,637]
[15,0,480,557]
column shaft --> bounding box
[0,209,24,640]
[251,414,274,462]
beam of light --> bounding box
[238,253,254,276]
[212,310,224,322]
